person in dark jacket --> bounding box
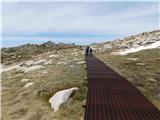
[89,48,93,55]
[85,46,90,56]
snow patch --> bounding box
[118,41,160,55]
[49,87,78,112]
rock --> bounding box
[26,60,34,66]
[49,54,59,58]
[24,65,45,73]
[69,65,74,68]
[1,64,21,73]
[127,58,139,61]
[148,79,156,82]
[41,71,48,74]
[21,79,30,82]
[44,60,53,65]
[70,52,78,56]
[57,62,67,65]
[76,61,86,65]
[137,63,145,66]
[100,43,113,52]
[49,87,78,112]
[83,99,86,108]
[24,82,34,88]
[33,59,47,65]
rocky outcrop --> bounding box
[92,30,160,53]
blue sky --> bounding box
[1,0,159,47]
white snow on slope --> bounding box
[119,41,160,55]
[49,87,78,112]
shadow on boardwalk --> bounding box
[84,55,160,120]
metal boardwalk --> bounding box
[84,56,160,120]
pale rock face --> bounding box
[76,61,86,65]
[69,65,74,68]
[49,87,78,112]
[26,60,34,66]
[24,65,45,73]
[44,60,53,65]
[21,79,30,82]
[127,58,139,61]
[33,59,47,65]
[1,64,22,72]
[101,43,113,52]
[57,62,67,65]
[49,54,59,58]
[70,52,78,56]
[41,71,48,74]
[24,82,34,88]
[137,63,145,66]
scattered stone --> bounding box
[70,52,78,56]
[127,58,139,61]
[24,65,45,73]
[1,86,9,91]
[26,60,34,66]
[156,58,160,61]
[49,87,78,112]
[83,99,86,108]
[33,59,47,65]
[69,65,74,68]
[76,61,86,65]
[137,63,145,66]
[21,79,30,82]
[41,71,48,74]
[148,79,156,82]
[49,54,59,58]
[44,60,53,65]
[1,64,21,73]
[24,82,34,88]
[57,62,67,65]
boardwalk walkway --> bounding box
[84,55,160,120]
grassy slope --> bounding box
[1,49,87,120]
[96,49,160,109]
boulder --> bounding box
[49,87,78,112]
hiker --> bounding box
[89,48,93,55]
[85,46,90,56]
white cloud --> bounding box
[1,1,159,47]
[2,0,159,2]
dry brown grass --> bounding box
[1,49,87,120]
[96,49,160,109]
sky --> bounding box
[1,0,159,47]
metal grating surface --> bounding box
[84,56,160,120]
